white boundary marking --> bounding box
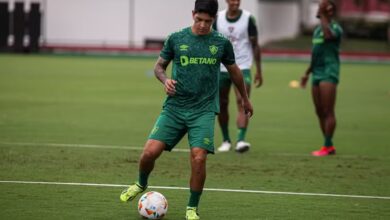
[0,180,389,200]
[0,142,190,152]
[1,142,389,200]
[0,141,312,156]
[2,141,389,158]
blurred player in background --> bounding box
[213,0,263,153]
[120,0,253,219]
[301,0,343,156]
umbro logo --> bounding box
[180,45,189,51]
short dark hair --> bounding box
[194,0,219,17]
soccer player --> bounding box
[119,0,253,219]
[213,0,263,153]
[300,0,343,156]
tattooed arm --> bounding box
[154,56,176,96]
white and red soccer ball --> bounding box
[138,191,168,219]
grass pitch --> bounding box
[0,54,389,219]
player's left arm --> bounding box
[320,21,332,39]
[225,64,253,117]
[248,15,263,88]
[318,1,342,40]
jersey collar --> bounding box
[226,9,242,23]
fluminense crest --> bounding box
[209,45,218,55]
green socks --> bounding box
[138,171,149,188]
[324,136,333,147]
[237,127,247,142]
[220,124,231,142]
[221,125,248,142]
[188,189,202,208]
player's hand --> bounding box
[300,75,309,89]
[254,72,263,88]
[318,1,331,17]
[164,79,177,96]
[243,99,253,118]
[319,1,326,13]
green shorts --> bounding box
[312,66,339,86]
[148,107,216,154]
[220,69,251,89]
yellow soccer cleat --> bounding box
[185,207,200,220]
[119,182,146,202]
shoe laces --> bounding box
[186,207,199,218]
[128,182,145,193]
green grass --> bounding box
[0,54,389,219]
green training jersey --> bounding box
[160,27,235,113]
[311,21,343,75]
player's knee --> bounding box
[141,149,159,162]
[322,108,335,118]
[191,158,206,170]
[191,154,207,165]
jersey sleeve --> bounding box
[330,23,343,39]
[221,39,235,66]
[160,34,174,61]
[248,15,258,37]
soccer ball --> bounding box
[138,191,168,219]
[289,80,300,88]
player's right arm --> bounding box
[300,64,312,88]
[221,36,253,116]
[154,56,176,96]
[225,63,253,117]
[156,32,177,96]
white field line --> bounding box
[0,141,311,156]
[0,180,389,200]
[1,141,388,158]
[0,142,190,152]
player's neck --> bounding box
[191,26,211,36]
[227,9,241,19]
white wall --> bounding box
[132,0,193,46]
[301,0,321,30]
[2,0,301,48]
[132,0,301,46]
[132,0,260,47]
[257,1,300,44]
[45,0,130,46]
